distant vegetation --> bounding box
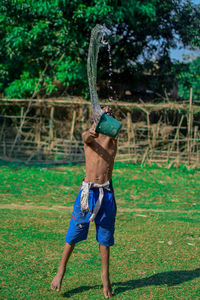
[0,0,199,100]
[175,57,200,100]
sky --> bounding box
[170,48,199,62]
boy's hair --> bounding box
[90,106,115,124]
[102,106,115,118]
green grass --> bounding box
[0,161,200,299]
[1,161,200,211]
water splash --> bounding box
[100,33,114,101]
[87,24,111,122]
[107,43,115,102]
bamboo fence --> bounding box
[0,91,200,167]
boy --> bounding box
[51,107,117,298]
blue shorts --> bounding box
[65,181,117,247]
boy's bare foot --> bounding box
[50,270,65,292]
[101,273,114,298]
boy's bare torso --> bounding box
[82,127,117,184]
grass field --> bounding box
[1,161,200,299]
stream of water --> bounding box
[87,24,112,122]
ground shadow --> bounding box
[113,268,200,295]
[62,284,101,298]
[62,268,200,297]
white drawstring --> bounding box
[89,187,104,221]
[80,181,110,221]
[80,182,92,212]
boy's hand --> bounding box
[82,123,99,144]
[89,127,99,138]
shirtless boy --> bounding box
[51,107,118,298]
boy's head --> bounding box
[90,106,115,125]
[102,106,115,118]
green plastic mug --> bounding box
[95,112,122,138]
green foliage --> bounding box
[0,0,199,98]
[5,72,40,98]
[176,57,200,100]
[53,56,87,87]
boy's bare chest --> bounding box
[85,136,117,157]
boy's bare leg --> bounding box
[51,242,75,292]
[99,244,113,298]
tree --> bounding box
[0,0,199,99]
[175,57,200,100]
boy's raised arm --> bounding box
[82,126,99,144]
